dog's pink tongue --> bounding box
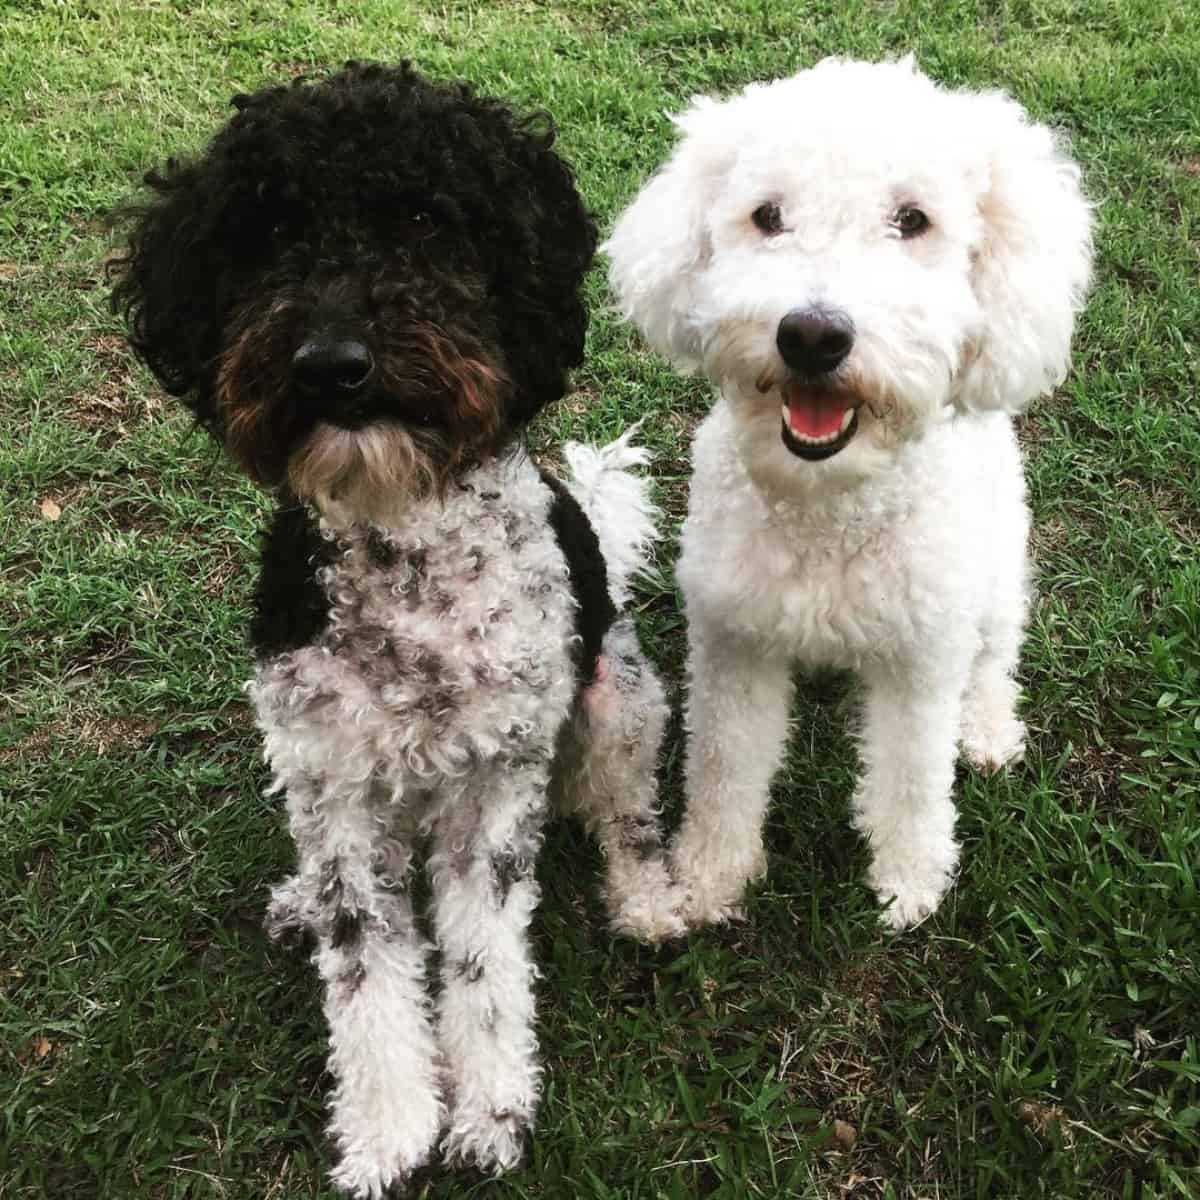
[785,387,847,438]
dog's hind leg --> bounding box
[265,773,440,1199]
[961,456,1030,772]
[555,618,685,943]
[960,564,1029,774]
[429,760,551,1174]
[959,629,1027,773]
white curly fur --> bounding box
[255,441,681,1197]
[563,421,660,607]
[605,57,1093,929]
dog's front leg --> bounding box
[672,626,796,927]
[428,759,550,1174]
[266,776,441,1199]
[853,657,970,929]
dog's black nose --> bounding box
[776,308,855,374]
[291,336,374,394]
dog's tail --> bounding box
[563,422,660,609]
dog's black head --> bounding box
[111,62,596,514]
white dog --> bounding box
[606,57,1092,929]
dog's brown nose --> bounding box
[291,336,374,394]
[776,308,854,375]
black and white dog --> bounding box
[112,61,681,1196]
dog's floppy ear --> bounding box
[604,98,735,372]
[109,156,235,433]
[953,92,1093,414]
[487,108,599,424]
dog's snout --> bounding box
[291,336,374,395]
[776,308,855,375]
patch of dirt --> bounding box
[104,497,171,536]
[1,551,40,586]
[23,467,184,539]
[262,60,320,79]
[1055,730,1132,810]
[32,480,90,522]
[153,705,260,765]
[776,944,974,1200]
[1116,476,1200,545]
[1110,261,1159,293]
[1017,1098,1074,1146]
[201,542,244,598]
[68,214,109,240]
[772,965,892,1188]
[1029,515,1071,559]
[16,845,57,899]
[528,443,564,474]
[0,262,42,282]
[0,711,159,765]
[61,629,135,694]
[13,1033,58,1071]
[65,333,164,445]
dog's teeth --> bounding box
[783,405,857,447]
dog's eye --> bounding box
[402,210,434,241]
[752,202,784,236]
[893,205,929,238]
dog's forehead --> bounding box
[702,61,988,195]
[220,89,491,204]
[745,60,951,130]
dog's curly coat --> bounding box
[113,62,681,1196]
[607,57,1093,930]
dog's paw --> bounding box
[329,1092,442,1197]
[669,843,762,930]
[960,676,1026,775]
[441,1103,530,1174]
[610,893,688,944]
[867,840,959,930]
[682,896,747,929]
[606,858,688,944]
[960,714,1026,775]
[330,1145,424,1199]
[674,881,749,930]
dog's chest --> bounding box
[757,524,914,666]
[253,464,579,770]
[682,479,936,670]
[323,502,574,688]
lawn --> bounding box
[2,1,1198,1197]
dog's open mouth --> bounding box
[780,383,858,460]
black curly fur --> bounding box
[250,498,333,657]
[109,60,597,445]
[538,468,616,681]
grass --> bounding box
[2,1,1198,1197]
